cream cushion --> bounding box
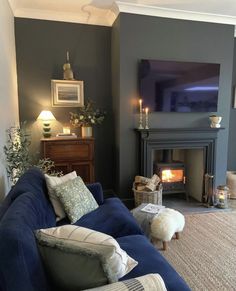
[45,171,77,220]
[36,225,138,290]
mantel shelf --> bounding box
[135,127,225,133]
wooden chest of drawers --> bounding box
[41,138,94,183]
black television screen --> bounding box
[139,59,220,112]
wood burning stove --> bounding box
[155,162,186,194]
[154,150,187,197]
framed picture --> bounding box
[51,80,84,107]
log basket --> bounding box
[133,183,163,207]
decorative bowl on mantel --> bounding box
[209,115,222,128]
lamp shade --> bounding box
[37,110,56,121]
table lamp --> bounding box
[37,110,56,138]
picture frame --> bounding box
[51,80,84,107]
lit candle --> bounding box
[216,185,228,209]
[138,99,144,129]
[63,126,71,134]
[139,99,142,113]
[145,107,149,129]
[219,193,225,203]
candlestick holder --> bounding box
[145,112,149,129]
[138,112,144,129]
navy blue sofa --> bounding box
[0,168,190,291]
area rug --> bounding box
[155,211,236,291]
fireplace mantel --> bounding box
[136,127,224,139]
[136,127,225,190]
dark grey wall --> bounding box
[228,39,236,170]
[112,13,234,200]
[14,15,235,199]
[15,18,114,189]
[111,17,121,191]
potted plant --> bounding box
[4,125,32,185]
[4,124,62,185]
[70,99,105,137]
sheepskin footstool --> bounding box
[151,208,185,251]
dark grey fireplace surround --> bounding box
[137,128,224,199]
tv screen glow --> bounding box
[139,59,220,112]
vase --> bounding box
[81,126,93,138]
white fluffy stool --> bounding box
[151,208,185,251]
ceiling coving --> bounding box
[8,0,236,28]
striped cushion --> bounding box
[84,274,167,291]
[35,225,138,290]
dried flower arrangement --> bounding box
[70,99,105,127]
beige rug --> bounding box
[154,211,236,291]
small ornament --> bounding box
[63,51,74,80]
[209,115,222,128]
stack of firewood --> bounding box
[134,174,161,192]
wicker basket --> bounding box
[133,183,163,207]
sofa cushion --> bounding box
[54,177,99,223]
[117,235,190,291]
[84,273,167,291]
[45,171,77,221]
[36,225,138,290]
[86,182,104,205]
[72,198,143,238]
[0,191,56,291]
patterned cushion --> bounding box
[35,225,138,290]
[83,274,167,291]
[45,171,77,221]
[54,176,99,223]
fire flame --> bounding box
[162,169,184,183]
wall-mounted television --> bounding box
[139,59,220,112]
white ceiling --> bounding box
[8,0,236,29]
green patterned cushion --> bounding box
[54,176,99,223]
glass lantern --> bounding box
[215,185,229,209]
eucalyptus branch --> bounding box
[4,124,62,185]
